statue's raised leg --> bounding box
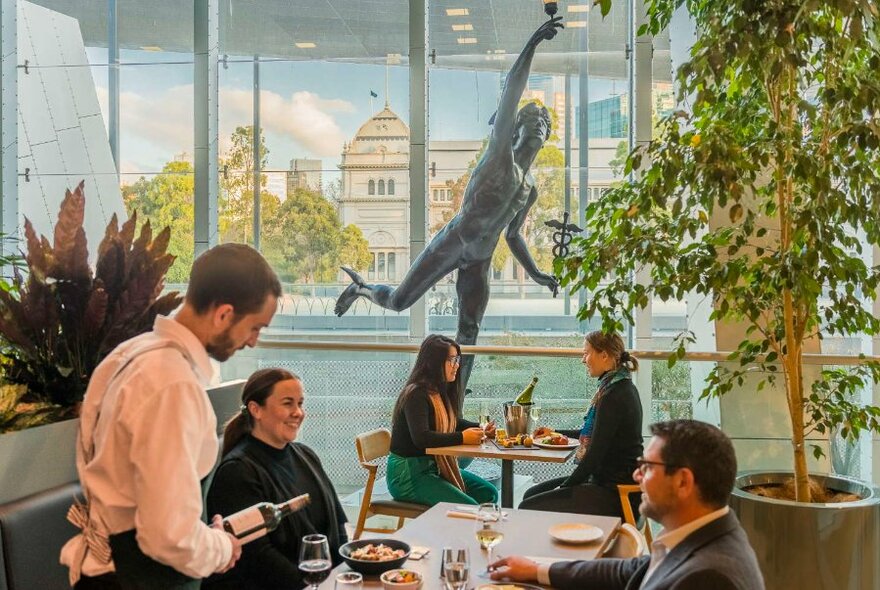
[334,240,462,316]
[454,259,492,409]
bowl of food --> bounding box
[380,568,423,589]
[339,539,411,576]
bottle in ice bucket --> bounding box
[515,376,538,405]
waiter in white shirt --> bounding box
[61,243,282,590]
[489,419,765,590]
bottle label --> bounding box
[224,507,265,539]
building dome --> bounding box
[347,106,409,155]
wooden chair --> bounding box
[602,523,648,558]
[353,428,428,540]
[617,484,653,544]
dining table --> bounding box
[426,442,577,508]
[320,502,621,589]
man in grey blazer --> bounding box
[490,419,765,590]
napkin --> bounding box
[445,509,510,520]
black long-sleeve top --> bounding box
[204,435,348,590]
[559,377,643,488]
[390,386,478,457]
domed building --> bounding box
[338,104,411,283]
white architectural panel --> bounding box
[16,1,124,249]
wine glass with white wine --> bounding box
[478,401,491,448]
[474,503,504,578]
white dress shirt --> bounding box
[61,315,232,580]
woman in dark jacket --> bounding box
[386,334,498,506]
[205,368,347,590]
[519,331,643,517]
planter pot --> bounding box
[0,380,247,506]
[730,471,880,590]
[0,419,79,505]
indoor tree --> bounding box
[559,0,880,501]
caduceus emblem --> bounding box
[545,211,583,296]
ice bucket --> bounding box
[502,402,534,437]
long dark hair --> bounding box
[585,331,639,371]
[222,367,301,456]
[392,334,462,424]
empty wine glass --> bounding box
[299,534,332,590]
[474,503,504,578]
[442,547,470,590]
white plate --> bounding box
[534,441,578,449]
[548,523,603,544]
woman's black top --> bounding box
[390,385,477,457]
[204,435,348,590]
[558,377,643,488]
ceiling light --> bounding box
[452,23,473,31]
[457,37,478,44]
[568,4,589,12]
[295,42,316,48]
[446,8,469,16]
[140,46,162,52]
[568,21,587,28]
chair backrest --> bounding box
[617,483,653,544]
[0,483,82,590]
[603,523,648,559]
[356,428,392,464]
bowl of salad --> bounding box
[338,539,411,575]
[380,568,423,589]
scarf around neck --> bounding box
[575,366,631,463]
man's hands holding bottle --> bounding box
[211,514,243,573]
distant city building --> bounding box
[338,105,411,282]
[287,158,323,197]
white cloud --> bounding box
[220,89,354,157]
[109,84,354,161]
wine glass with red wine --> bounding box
[299,534,332,589]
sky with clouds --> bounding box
[89,48,618,196]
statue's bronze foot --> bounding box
[334,281,360,316]
[334,267,366,316]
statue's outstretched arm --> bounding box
[505,186,559,294]
[491,17,564,151]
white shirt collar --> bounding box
[154,314,214,385]
[652,505,729,554]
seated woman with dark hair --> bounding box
[204,369,347,590]
[387,334,499,506]
[519,331,643,517]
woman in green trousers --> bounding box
[386,334,499,506]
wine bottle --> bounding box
[515,376,538,405]
[222,493,310,544]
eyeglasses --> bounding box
[635,458,678,474]
[447,355,461,366]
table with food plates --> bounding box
[319,502,620,589]
[426,439,577,508]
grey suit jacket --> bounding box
[548,511,765,590]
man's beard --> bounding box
[206,326,237,362]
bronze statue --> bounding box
[335,17,564,394]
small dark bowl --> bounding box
[339,539,411,576]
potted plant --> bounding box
[0,181,182,417]
[559,0,880,587]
